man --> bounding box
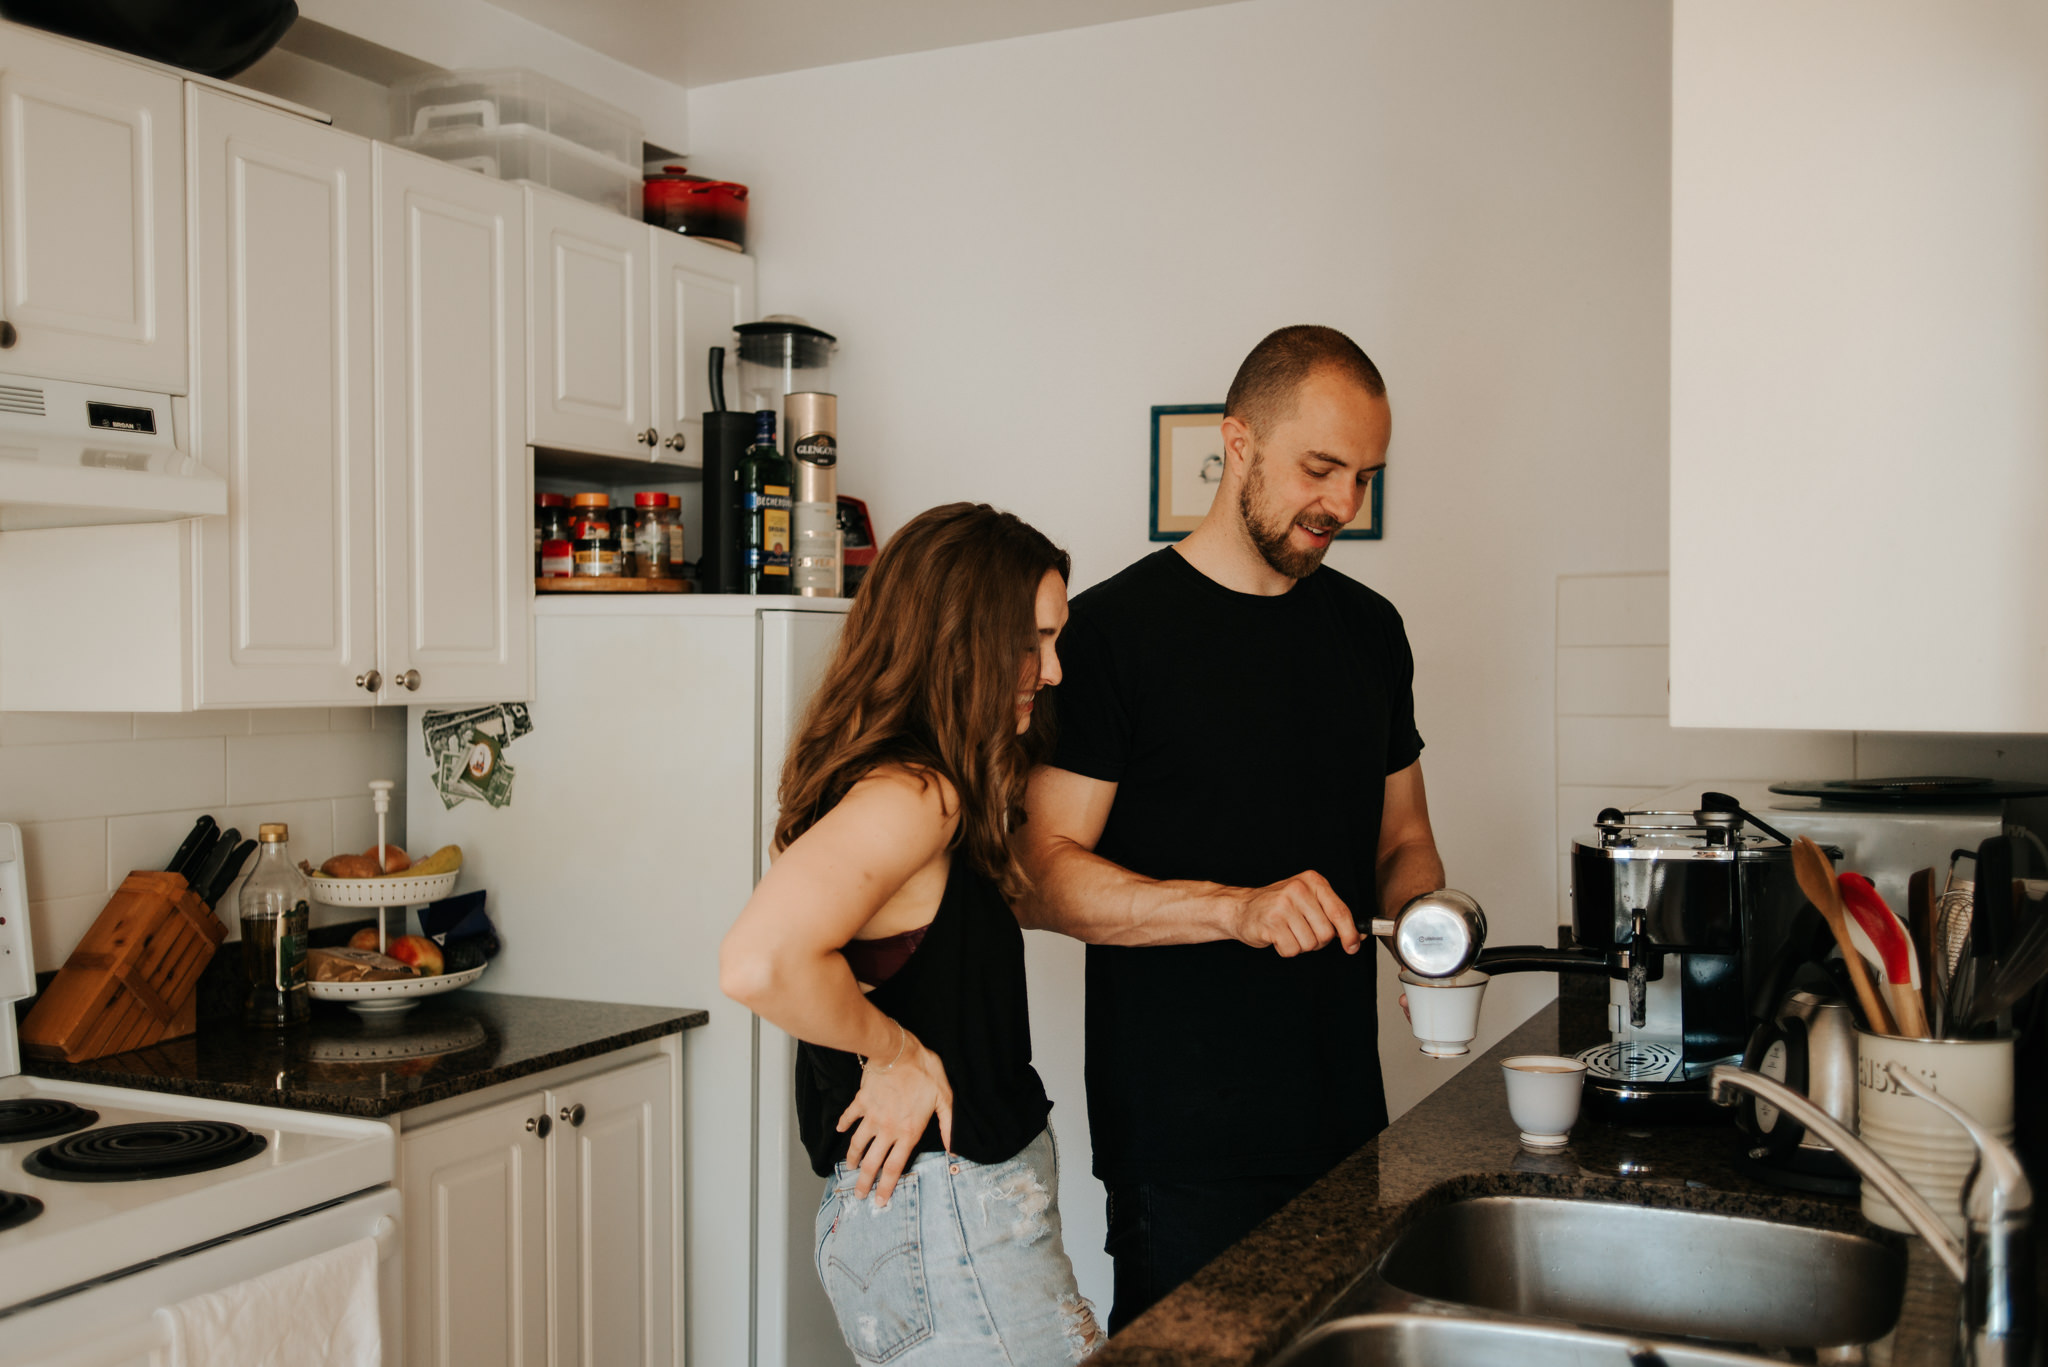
[1016,325,1446,1332]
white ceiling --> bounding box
[473,0,1242,88]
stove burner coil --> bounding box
[22,1120,267,1183]
[0,1098,99,1143]
[0,1189,44,1231]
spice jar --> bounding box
[571,493,620,577]
[665,494,687,579]
[633,493,671,578]
[535,493,569,576]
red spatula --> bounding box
[1839,872,1931,1038]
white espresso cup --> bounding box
[1502,1054,1587,1148]
[1855,1029,2014,1240]
[1399,968,1488,1056]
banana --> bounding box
[407,844,464,877]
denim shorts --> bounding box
[814,1126,1102,1365]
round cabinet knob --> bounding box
[664,433,687,453]
[354,670,382,692]
[0,321,16,349]
[525,1114,553,1138]
[638,427,660,447]
[399,670,421,691]
[559,1103,586,1127]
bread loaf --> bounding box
[319,853,381,879]
[307,947,418,982]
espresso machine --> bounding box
[1476,796,1832,1121]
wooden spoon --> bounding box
[1791,837,1895,1034]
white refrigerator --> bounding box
[408,594,853,1367]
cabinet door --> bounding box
[375,145,530,705]
[402,1090,552,1367]
[549,1053,677,1367]
[651,233,755,469]
[0,26,186,394]
[190,86,378,705]
[527,187,653,459]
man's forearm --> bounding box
[1377,836,1447,920]
[1015,836,1242,946]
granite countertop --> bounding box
[24,992,708,1118]
[1093,997,1970,1367]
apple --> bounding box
[386,934,444,976]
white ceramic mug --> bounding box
[1399,968,1488,1056]
[1502,1054,1586,1147]
[1855,1029,2014,1239]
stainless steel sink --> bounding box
[1274,1312,1786,1367]
[1365,1195,1905,1352]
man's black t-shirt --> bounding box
[1050,548,1424,1183]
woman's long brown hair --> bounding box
[775,503,1070,900]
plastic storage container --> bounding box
[389,68,642,216]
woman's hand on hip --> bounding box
[837,1033,953,1205]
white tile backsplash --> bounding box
[225,729,397,806]
[0,713,135,746]
[250,708,332,735]
[1557,646,1668,717]
[133,711,255,739]
[0,737,226,823]
[18,818,108,903]
[1556,715,1853,788]
[1,706,407,969]
[1557,574,1669,647]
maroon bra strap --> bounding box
[840,923,931,988]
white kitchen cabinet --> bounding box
[402,1089,552,1367]
[190,84,380,706]
[1669,1,2048,732]
[651,234,754,469]
[550,1053,677,1367]
[399,1044,682,1367]
[527,188,654,459]
[375,144,531,705]
[0,97,534,711]
[528,184,754,465]
[0,22,187,394]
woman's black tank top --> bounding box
[797,858,1051,1177]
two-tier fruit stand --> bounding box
[305,780,484,1016]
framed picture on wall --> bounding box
[1149,405,1383,541]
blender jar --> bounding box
[736,318,836,414]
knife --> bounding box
[199,839,258,910]
[165,815,217,880]
[186,827,241,904]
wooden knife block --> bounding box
[20,870,226,1062]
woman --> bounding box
[720,503,1102,1366]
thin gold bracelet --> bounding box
[859,1021,908,1073]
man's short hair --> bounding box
[1224,325,1386,438]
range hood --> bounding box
[0,373,225,531]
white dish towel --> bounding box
[157,1236,381,1367]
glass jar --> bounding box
[240,823,310,1028]
[535,493,569,576]
[665,494,686,579]
[571,493,620,577]
[633,493,671,578]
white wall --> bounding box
[690,0,1674,1315]
[1,708,409,972]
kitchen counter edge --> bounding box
[21,993,710,1119]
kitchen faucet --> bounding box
[1709,1063,2034,1367]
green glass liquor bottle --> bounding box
[740,409,792,595]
